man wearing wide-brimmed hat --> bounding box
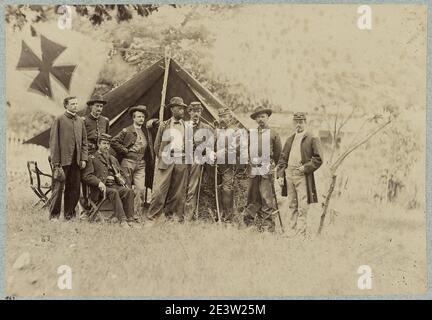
[276,112,323,238]
[111,105,155,220]
[147,96,189,223]
[80,94,110,212]
[83,94,109,155]
[243,106,282,232]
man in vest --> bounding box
[111,105,155,220]
[147,97,189,223]
[244,106,282,232]
[276,112,323,237]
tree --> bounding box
[317,104,397,234]
[5,4,171,30]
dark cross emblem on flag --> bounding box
[16,35,77,98]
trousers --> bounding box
[217,165,236,222]
[244,174,277,231]
[286,166,309,235]
[147,162,188,221]
[121,158,145,216]
[49,161,81,220]
[184,163,203,221]
[105,186,135,222]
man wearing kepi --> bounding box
[111,105,154,219]
[82,94,109,155]
[276,112,323,237]
[215,107,245,223]
[244,106,281,232]
[184,101,213,221]
[82,134,136,229]
[147,97,189,223]
[49,96,88,221]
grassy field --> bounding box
[5,172,427,298]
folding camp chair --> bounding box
[27,160,52,208]
[81,186,114,222]
[88,193,108,222]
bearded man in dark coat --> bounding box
[276,112,323,237]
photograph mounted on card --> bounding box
[3,3,429,299]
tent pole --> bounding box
[159,47,171,122]
[149,47,171,197]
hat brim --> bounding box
[87,100,107,106]
[167,103,187,109]
[250,109,272,120]
[128,107,148,117]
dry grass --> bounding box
[5,173,427,298]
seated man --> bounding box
[82,134,139,229]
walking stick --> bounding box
[194,165,204,220]
[271,176,284,233]
[215,164,221,223]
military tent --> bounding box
[25,57,244,147]
[25,58,249,216]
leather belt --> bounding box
[124,151,145,161]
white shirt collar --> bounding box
[171,118,184,125]
[66,110,77,117]
[133,124,142,130]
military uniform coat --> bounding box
[82,113,109,152]
[276,131,323,203]
[82,152,127,199]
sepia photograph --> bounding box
[3,2,428,298]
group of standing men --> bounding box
[49,94,323,236]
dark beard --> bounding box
[99,149,110,157]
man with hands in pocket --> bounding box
[276,112,323,237]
